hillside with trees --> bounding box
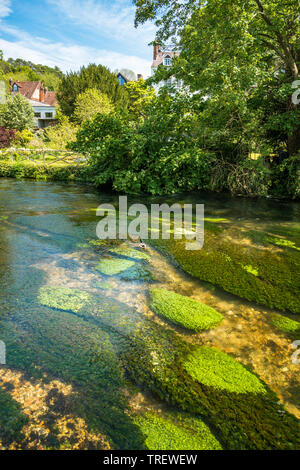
[0,50,63,91]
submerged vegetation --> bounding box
[149,288,223,331]
[151,225,300,314]
[124,319,300,450]
[270,313,300,337]
[183,347,267,394]
[134,412,222,450]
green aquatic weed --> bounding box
[95,258,135,276]
[184,346,267,395]
[109,247,150,261]
[270,313,300,336]
[39,286,93,313]
[135,412,222,450]
[150,288,223,331]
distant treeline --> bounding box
[0,50,64,91]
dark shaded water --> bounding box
[0,179,299,449]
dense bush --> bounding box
[0,94,34,131]
[271,155,300,199]
[70,95,216,195]
[0,160,90,181]
[0,126,16,148]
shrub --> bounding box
[0,160,90,182]
[271,155,300,199]
[14,129,34,147]
[71,111,216,195]
[44,115,78,150]
[0,94,34,131]
[0,126,16,148]
[149,288,223,331]
[227,158,271,197]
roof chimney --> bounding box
[153,43,161,61]
[39,86,45,102]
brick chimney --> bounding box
[39,83,45,102]
[153,43,161,61]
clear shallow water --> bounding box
[0,179,299,449]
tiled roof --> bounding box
[12,80,57,105]
[43,91,57,106]
[27,98,54,107]
[14,81,40,99]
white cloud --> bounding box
[0,0,11,18]
[0,1,153,76]
[0,32,152,77]
[47,0,155,46]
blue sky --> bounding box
[0,0,155,77]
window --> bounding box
[45,112,53,118]
[164,56,172,66]
[34,112,41,118]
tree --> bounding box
[124,79,156,120]
[43,115,78,150]
[134,0,300,154]
[73,88,114,123]
[0,94,34,131]
[57,64,129,117]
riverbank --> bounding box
[0,160,89,183]
[0,157,299,201]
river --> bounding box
[0,178,299,450]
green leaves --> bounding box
[0,94,34,131]
[73,88,114,124]
[57,64,129,118]
[136,0,300,155]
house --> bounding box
[117,73,128,86]
[10,79,57,128]
[151,44,182,91]
[117,72,143,86]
